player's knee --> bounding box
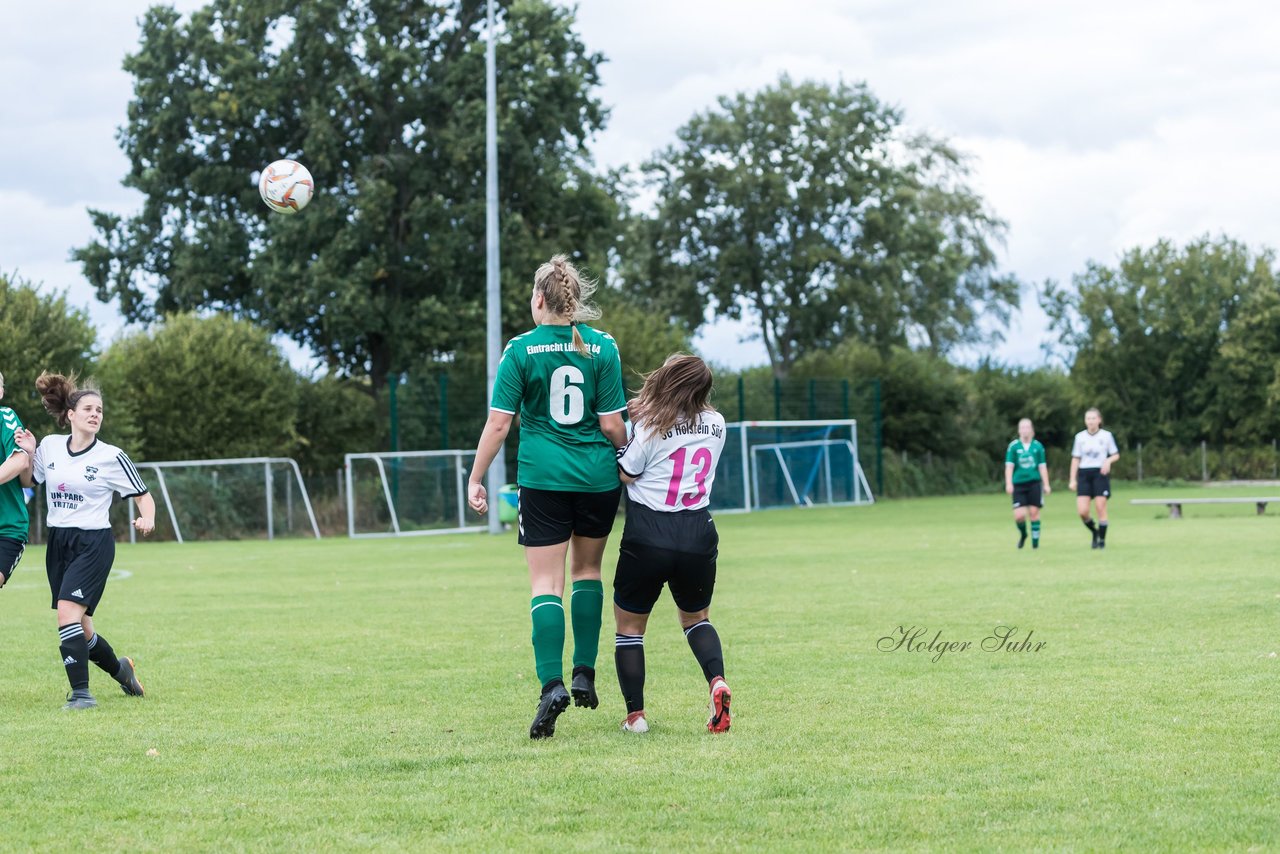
[678,608,709,629]
[613,605,648,636]
[55,600,85,624]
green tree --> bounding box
[0,274,98,430]
[97,313,299,461]
[1042,236,1278,445]
[75,0,615,400]
[594,290,693,391]
[295,374,381,476]
[629,76,1016,378]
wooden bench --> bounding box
[1130,497,1280,518]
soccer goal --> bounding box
[344,450,483,538]
[120,457,321,543]
[715,420,875,513]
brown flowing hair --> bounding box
[629,354,715,436]
[533,254,601,357]
[35,371,101,431]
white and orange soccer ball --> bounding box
[258,159,314,214]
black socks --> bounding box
[58,623,90,692]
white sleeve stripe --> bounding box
[118,453,147,493]
[490,406,517,414]
[119,453,146,489]
[596,405,628,415]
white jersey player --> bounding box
[611,355,732,735]
[19,372,153,710]
[1068,407,1120,549]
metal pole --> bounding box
[873,378,884,497]
[737,375,745,422]
[440,373,449,450]
[484,0,506,534]
[389,374,400,453]
[265,462,275,540]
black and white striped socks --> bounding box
[684,620,725,684]
[614,634,645,714]
[58,622,90,691]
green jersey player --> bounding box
[0,372,34,590]
[468,255,628,739]
[1004,418,1050,549]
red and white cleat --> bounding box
[707,677,731,733]
[622,710,649,733]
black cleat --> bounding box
[1091,530,1100,549]
[1017,533,1027,549]
[529,681,570,739]
[115,656,145,697]
[571,666,598,709]
[62,689,97,711]
[1032,539,1040,549]
[1097,539,1106,550]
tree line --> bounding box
[4,0,1274,492]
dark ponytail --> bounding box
[35,371,100,431]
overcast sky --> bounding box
[2,0,1278,370]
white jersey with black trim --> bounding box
[1070,428,1119,470]
[32,435,149,530]
[616,410,726,512]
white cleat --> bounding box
[622,711,649,733]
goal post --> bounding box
[344,450,485,538]
[343,421,874,539]
[719,420,875,513]
[124,457,321,543]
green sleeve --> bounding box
[490,344,524,413]
[594,335,627,415]
[0,409,20,457]
[1035,442,1047,465]
[1004,442,1016,465]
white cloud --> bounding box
[573,0,1280,369]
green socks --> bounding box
[1016,520,1027,537]
[1031,520,1041,546]
[570,579,604,670]
[529,581,604,688]
[530,595,565,689]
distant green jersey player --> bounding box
[1004,418,1051,549]
[468,254,628,739]
[0,372,34,590]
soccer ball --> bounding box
[258,159,314,214]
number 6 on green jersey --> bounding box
[491,324,627,492]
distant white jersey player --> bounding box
[612,355,732,735]
[1069,407,1120,550]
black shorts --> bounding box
[517,486,621,547]
[46,527,115,616]
[0,536,24,586]
[613,502,719,615]
[1077,470,1111,499]
[1011,481,1043,509]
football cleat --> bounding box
[707,677,731,733]
[570,666,598,709]
[622,711,649,733]
[529,682,570,740]
[62,689,97,711]
[115,656,145,697]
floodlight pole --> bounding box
[484,0,506,534]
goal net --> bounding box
[715,420,874,512]
[93,457,319,543]
[344,450,482,538]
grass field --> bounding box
[2,483,1278,851]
